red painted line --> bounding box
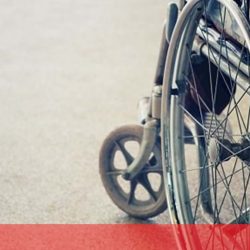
[0,225,249,250]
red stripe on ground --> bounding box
[0,225,249,250]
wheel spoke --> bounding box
[246,107,250,132]
[190,164,248,202]
[216,158,239,217]
[141,165,162,174]
[114,140,134,165]
[106,170,124,176]
[138,174,158,202]
[128,180,137,205]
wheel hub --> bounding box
[209,135,250,164]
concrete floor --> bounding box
[0,0,171,223]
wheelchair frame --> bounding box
[100,0,250,229]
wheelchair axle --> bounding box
[209,137,250,164]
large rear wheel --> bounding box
[162,0,250,226]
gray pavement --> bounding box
[0,0,170,223]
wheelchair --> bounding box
[99,0,250,229]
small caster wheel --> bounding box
[99,124,167,219]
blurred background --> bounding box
[0,0,170,223]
